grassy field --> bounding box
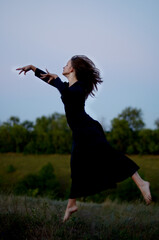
[0,153,159,201]
[0,153,71,192]
[0,194,159,240]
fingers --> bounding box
[48,79,52,83]
[20,70,26,75]
[16,68,23,75]
[40,70,50,78]
[48,76,55,83]
[40,70,56,83]
[40,73,53,83]
[16,67,25,75]
[46,68,49,74]
[19,70,24,75]
[40,73,47,79]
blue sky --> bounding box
[0,0,159,129]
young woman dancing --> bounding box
[16,55,152,222]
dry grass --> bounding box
[0,194,159,240]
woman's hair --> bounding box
[71,55,103,100]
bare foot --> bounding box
[63,206,78,222]
[139,181,152,205]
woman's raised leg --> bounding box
[63,198,78,222]
[131,171,152,204]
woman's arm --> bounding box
[35,68,67,94]
[16,65,68,95]
[35,68,58,83]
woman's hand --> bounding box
[40,69,58,83]
[16,65,36,75]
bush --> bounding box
[14,163,61,199]
[6,164,16,173]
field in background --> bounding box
[0,153,159,201]
[0,153,71,192]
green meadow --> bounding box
[0,153,71,192]
[0,153,159,201]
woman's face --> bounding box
[62,60,73,76]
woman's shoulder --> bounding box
[61,80,85,101]
[69,81,85,96]
[69,81,84,91]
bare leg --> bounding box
[131,171,152,204]
[63,198,78,222]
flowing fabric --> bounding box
[35,68,139,198]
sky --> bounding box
[0,0,159,130]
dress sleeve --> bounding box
[35,68,68,95]
[61,82,86,106]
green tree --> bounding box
[0,113,72,154]
[137,129,158,154]
[0,117,30,153]
[0,124,13,152]
[9,116,20,126]
[32,113,72,154]
[50,113,72,153]
[10,124,29,152]
[21,120,34,131]
[109,118,132,152]
[118,107,145,131]
[154,118,159,129]
[108,107,145,153]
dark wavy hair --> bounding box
[71,55,103,100]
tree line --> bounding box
[0,107,159,154]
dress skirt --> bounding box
[69,120,139,199]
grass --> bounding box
[0,194,159,240]
[0,153,71,191]
[0,153,159,201]
[0,154,159,239]
[130,155,159,192]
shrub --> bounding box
[14,163,61,199]
[6,164,16,173]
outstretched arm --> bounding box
[16,65,68,95]
[16,64,58,82]
[34,67,58,83]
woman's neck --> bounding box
[66,73,78,87]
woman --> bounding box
[16,55,152,222]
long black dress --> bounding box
[35,68,140,199]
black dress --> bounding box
[35,68,140,199]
